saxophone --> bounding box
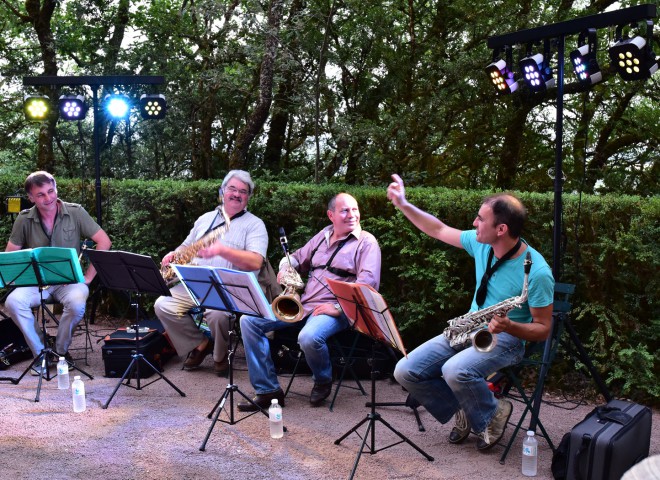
[270,227,305,322]
[160,205,231,285]
[443,251,532,352]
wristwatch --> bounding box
[334,303,342,312]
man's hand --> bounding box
[312,303,342,317]
[387,174,407,208]
[161,251,177,266]
[488,312,512,334]
[198,242,225,258]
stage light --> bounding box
[519,49,556,92]
[104,94,131,119]
[24,95,50,121]
[58,95,88,121]
[485,47,518,95]
[139,94,167,119]
[608,21,658,80]
[570,28,602,86]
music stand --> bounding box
[0,247,92,401]
[327,279,433,480]
[171,264,279,451]
[85,250,185,409]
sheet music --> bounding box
[0,247,83,288]
[173,265,234,313]
[213,268,275,320]
[326,278,406,356]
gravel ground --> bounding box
[1,316,658,480]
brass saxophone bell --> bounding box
[271,288,304,323]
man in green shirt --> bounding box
[4,171,111,373]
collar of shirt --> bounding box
[26,199,68,223]
[323,224,362,246]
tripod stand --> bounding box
[85,250,186,408]
[0,247,92,401]
[327,279,433,479]
[172,264,280,451]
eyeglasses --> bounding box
[225,185,249,196]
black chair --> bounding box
[493,282,575,464]
[281,328,367,410]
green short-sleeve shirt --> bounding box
[9,200,101,253]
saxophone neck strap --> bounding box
[204,209,246,235]
[475,238,522,308]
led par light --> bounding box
[519,53,555,91]
[58,95,88,120]
[570,29,602,86]
[104,94,131,119]
[24,95,50,121]
[609,21,658,80]
[139,94,167,119]
[485,47,518,94]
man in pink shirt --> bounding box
[238,193,381,411]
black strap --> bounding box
[475,238,522,308]
[203,209,246,235]
[309,236,353,278]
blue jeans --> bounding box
[394,332,524,433]
[240,313,350,394]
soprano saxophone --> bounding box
[160,204,231,285]
[443,251,532,352]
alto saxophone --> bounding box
[160,204,231,285]
[443,251,532,352]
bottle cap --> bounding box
[74,376,81,380]
[271,399,278,404]
[59,356,65,360]
[526,430,534,436]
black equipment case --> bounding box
[566,399,652,480]
[102,328,168,379]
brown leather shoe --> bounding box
[310,381,333,406]
[237,389,285,412]
[183,340,213,369]
[214,358,229,377]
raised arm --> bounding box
[387,174,463,249]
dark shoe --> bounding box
[183,340,213,369]
[449,409,471,444]
[214,358,229,377]
[477,399,513,451]
[237,389,285,412]
[309,381,333,406]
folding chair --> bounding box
[281,328,367,410]
[494,282,575,464]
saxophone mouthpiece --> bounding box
[279,227,289,254]
[524,251,532,273]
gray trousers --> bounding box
[5,283,89,356]
[154,283,231,362]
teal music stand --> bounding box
[0,247,89,401]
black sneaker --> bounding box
[309,381,333,406]
[448,409,471,444]
[237,389,285,412]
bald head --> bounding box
[482,193,527,238]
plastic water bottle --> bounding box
[522,430,538,476]
[72,376,86,413]
[269,399,283,439]
[57,356,69,390]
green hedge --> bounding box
[1,176,657,405]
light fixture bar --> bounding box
[488,4,656,49]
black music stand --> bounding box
[172,264,279,451]
[328,279,433,480]
[85,250,185,408]
[0,247,92,401]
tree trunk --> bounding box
[229,0,284,170]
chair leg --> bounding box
[329,332,367,411]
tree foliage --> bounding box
[0,0,656,196]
